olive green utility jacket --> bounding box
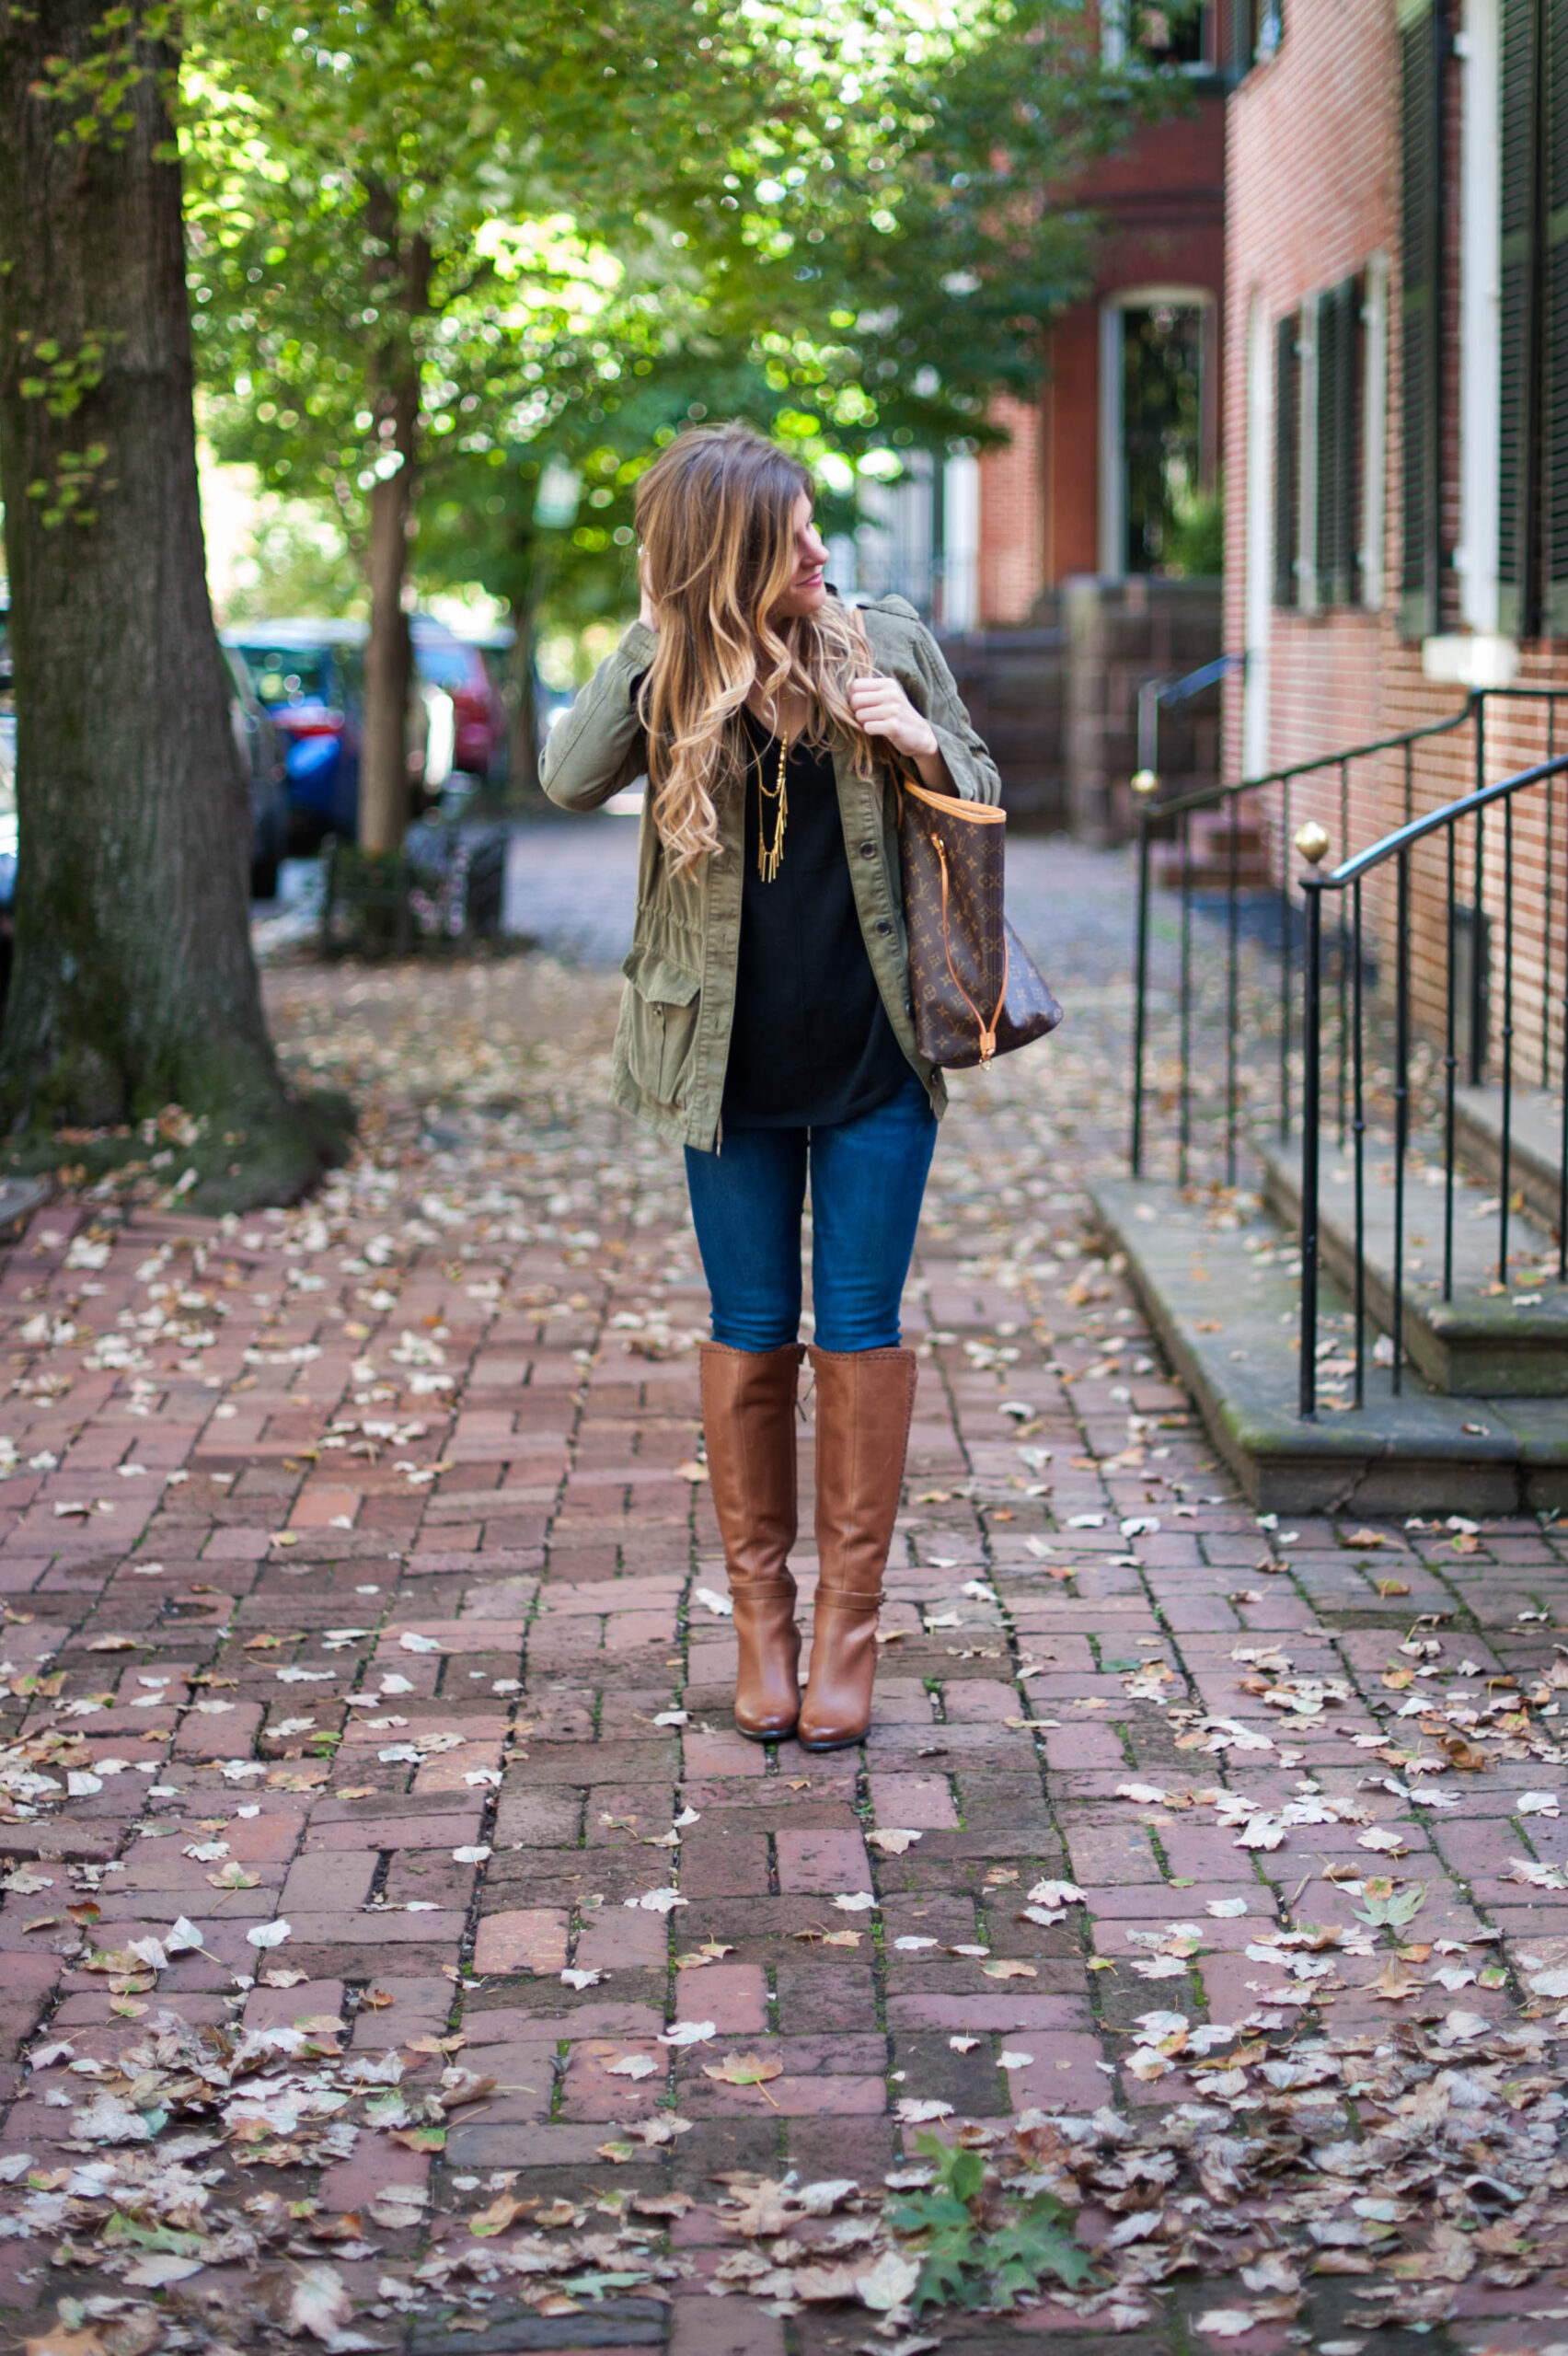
[540,593,1003,1152]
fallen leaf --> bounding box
[470,2192,530,2237]
[702,2051,784,2101]
[894,2096,953,2123]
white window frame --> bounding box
[1360,250,1389,612]
[1243,291,1274,780]
[1097,283,1216,581]
[1297,294,1320,613]
[1457,3,1502,634]
[940,454,980,634]
[1101,0,1215,71]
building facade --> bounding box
[1223,0,1568,1069]
[839,4,1246,632]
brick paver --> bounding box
[1,838,1566,2354]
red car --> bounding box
[411,619,510,785]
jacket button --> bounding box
[875,919,893,935]
[859,840,876,856]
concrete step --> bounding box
[1262,1132,1568,1395]
[1089,1174,1568,1513]
[1454,1083,1568,1236]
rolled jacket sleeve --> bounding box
[915,629,1002,806]
[540,620,659,811]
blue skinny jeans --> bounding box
[684,1073,939,1354]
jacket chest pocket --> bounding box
[619,944,701,1108]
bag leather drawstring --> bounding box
[932,832,1008,1066]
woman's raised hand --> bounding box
[847,670,939,762]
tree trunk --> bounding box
[359,448,415,855]
[509,604,541,799]
[356,184,427,857]
[0,0,351,1206]
[506,521,551,799]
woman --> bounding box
[543,423,1001,1751]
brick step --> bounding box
[1153,857,1276,892]
[1153,819,1274,893]
[1089,1173,1568,1513]
[1262,1131,1568,1396]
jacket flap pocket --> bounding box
[621,944,700,1006]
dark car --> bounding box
[222,644,290,899]
[221,620,364,850]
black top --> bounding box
[721,711,911,1129]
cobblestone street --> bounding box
[5,831,1568,2356]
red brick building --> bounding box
[1222,0,1568,1068]
[978,6,1232,621]
[844,6,1241,630]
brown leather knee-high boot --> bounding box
[699,1341,805,1741]
[796,1345,917,1753]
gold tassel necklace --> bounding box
[755,725,789,883]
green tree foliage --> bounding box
[186,0,1182,824]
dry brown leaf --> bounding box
[470,2191,530,2237]
[26,2329,106,2356]
[702,2050,784,2099]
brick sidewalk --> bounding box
[2,848,1567,2356]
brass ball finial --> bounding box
[1295,820,1332,867]
[1131,768,1159,798]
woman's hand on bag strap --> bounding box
[847,670,939,763]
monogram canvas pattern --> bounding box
[899,779,1063,1069]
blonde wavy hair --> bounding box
[634,423,876,872]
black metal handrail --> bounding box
[1128,686,1568,1196]
[1130,694,1482,1183]
[1296,722,1568,1417]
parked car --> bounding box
[221,619,364,849]
[222,644,289,898]
[411,618,511,786]
[225,615,520,841]
[0,606,288,920]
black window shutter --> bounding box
[1544,0,1568,631]
[1499,0,1542,637]
[1344,274,1367,606]
[1315,293,1338,606]
[1400,0,1442,640]
[1315,278,1362,607]
[1275,312,1299,607]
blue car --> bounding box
[221,620,364,849]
